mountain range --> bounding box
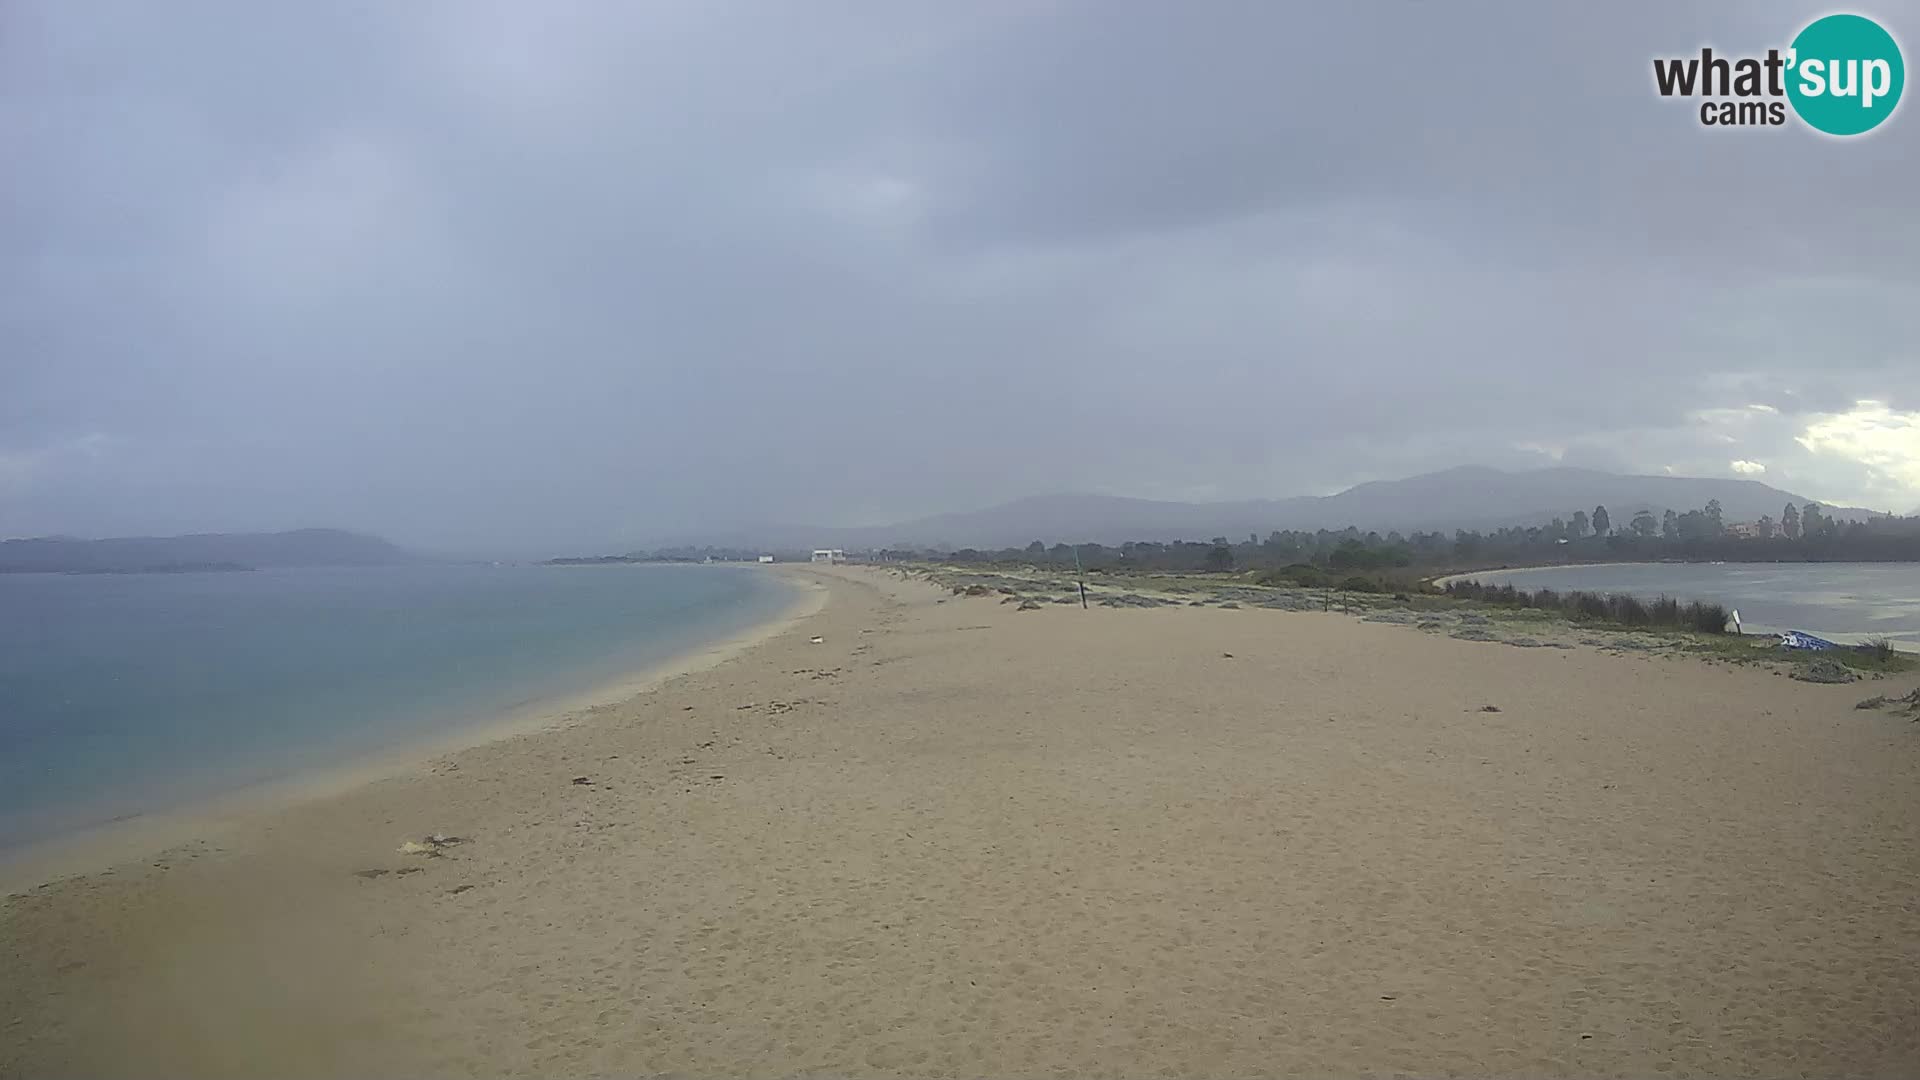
[0,528,420,573]
[704,467,1882,552]
[3,468,1888,564]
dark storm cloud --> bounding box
[4,0,1918,551]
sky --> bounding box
[4,1,1918,553]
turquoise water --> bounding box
[0,564,793,848]
[1450,562,1920,646]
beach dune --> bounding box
[3,566,1917,1077]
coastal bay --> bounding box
[3,566,1916,1077]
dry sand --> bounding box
[3,565,1917,1078]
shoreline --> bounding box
[1433,561,1920,650]
[1428,561,1656,588]
[1432,558,1920,588]
[0,569,828,895]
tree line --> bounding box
[908,500,1920,577]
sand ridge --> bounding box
[3,565,1917,1077]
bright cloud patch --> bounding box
[1729,459,1766,475]
[1796,401,1920,496]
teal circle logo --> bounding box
[1786,14,1904,135]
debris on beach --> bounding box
[1096,593,1168,608]
[1855,688,1920,716]
[1791,658,1858,684]
[1017,599,1043,610]
[571,776,594,785]
[1477,704,1502,713]
[809,636,825,644]
[399,834,469,856]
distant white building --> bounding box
[810,549,846,564]
[758,554,775,563]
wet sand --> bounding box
[4,565,1917,1077]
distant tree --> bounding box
[1662,509,1680,539]
[1674,509,1712,541]
[1592,505,1611,536]
[1801,502,1824,538]
[1630,510,1659,537]
[1756,515,1776,539]
[1705,498,1724,535]
[1571,510,1590,537]
[1782,502,1801,539]
[1025,540,1046,559]
[1204,541,1234,572]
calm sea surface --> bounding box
[1448,562,1920,646]
[0,564,793,848]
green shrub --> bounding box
[1257,563,1328,588]
[1685,601,1729,633]
[1442,579,1728,634]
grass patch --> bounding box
[1443,580,1730,634]
[1824,643,1916,675]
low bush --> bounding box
[1442,579,1729,634]
[1256,564,1328,588]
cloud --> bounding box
[1730,460,1766,475]
[1796,401,1920,497]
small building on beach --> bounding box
[758,554,775,563]
[810,549,846,564]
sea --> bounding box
[1446,562,1920,647]
[0,563,795,850]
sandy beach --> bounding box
[4,565,1917,1078]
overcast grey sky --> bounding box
[5,1,1918,552]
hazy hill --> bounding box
[0,528,422,573]
[755,467,1881,550]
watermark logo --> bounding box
[1653,12,1904,135]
